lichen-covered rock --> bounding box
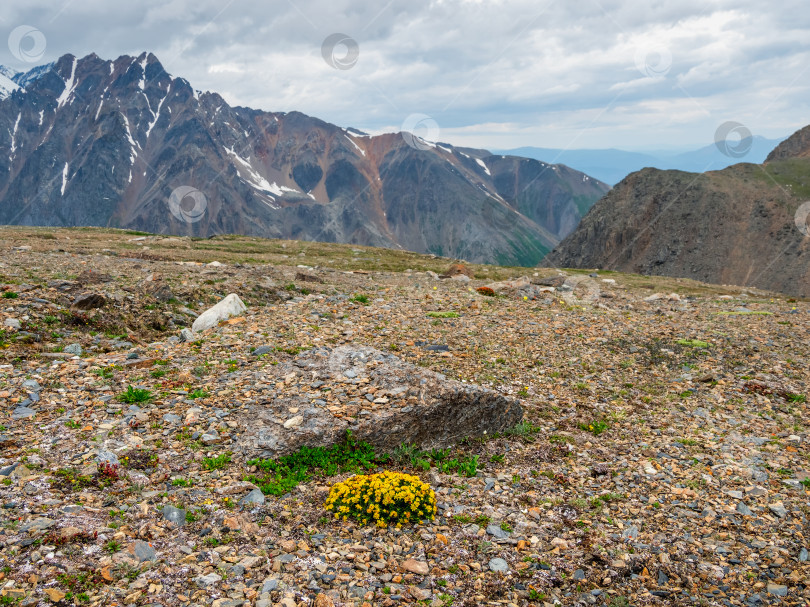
[236,345,523,458]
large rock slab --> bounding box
[192,293,246,333]
[236,345,523,458]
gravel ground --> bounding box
[0,232,808,607]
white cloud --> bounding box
[1,0,809,148]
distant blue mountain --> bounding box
[496,136,786,185]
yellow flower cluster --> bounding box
[324,471,436,528]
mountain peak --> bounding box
[0,50,608,267]
[765,124,810,162]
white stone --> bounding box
[283,415,303,429]
[192,294,246,333]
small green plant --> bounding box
[150,369,167,378]
[785,393,806,403]
[247,430,381,496]
[579,419,609,436]
[351,294,370,305]
[676,339,710,348]
[65,419,81,429]
[504,420,541,438]
[188,389,208,399]
[457,454,479,477]
[92,367,114,379]
[104,539,121,553]
[119,386,153,404]
[426,311,459,318]
[438,593,454,607]
[171,478,192,487]
[500,521,513,533]
[2,291,18,299]
[800,479,810,489]
[202,453,232,471]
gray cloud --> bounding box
[2,0,809,149]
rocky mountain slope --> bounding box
[544,126,810,297]
[0,52,608,266]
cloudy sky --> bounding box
[2,0,809,150]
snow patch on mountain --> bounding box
[475,157,491,176]
[61,163,69,196]
[345,134,366,157]
[0,71,19,99]
[56,57,78,108]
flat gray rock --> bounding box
[239,488,265,505]
[236,345,523,458]
[488,557,509,572]
[21,379,41,393]
[132,539,156,562]
[486,524,510,539]
[63,343,83,355]
[162,505,186,526]
[95,449,119,465]
[194,573,222,587]
[162,413,181,424]
[766,583,788,597]
[12,407,36,419]
[736,502,753,516]
[20,518,54,533]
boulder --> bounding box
[70,292,106,311]
[141,275,174,301]
[295,271,323,283]
[236,345,523,458]
[192,294,246,333]
[440,263,475,279]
